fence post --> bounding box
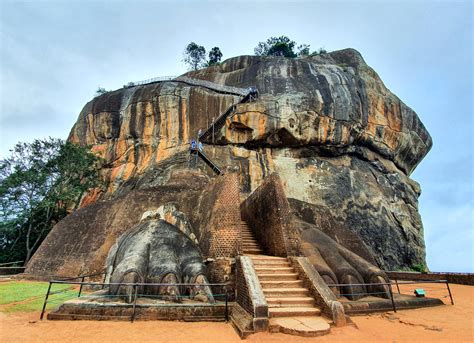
[40,282,53,320]
[395,279,400,294]
[225,291,228,322]
[446,281,454,305]
[131,285,138,323]
[102,272,107,290]
[78,276,85,297]
[388,283,397,313]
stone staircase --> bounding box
[240,222,330,336]
[252,256,322,318]
[240,222,263,255]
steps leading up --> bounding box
[238,220,330,337]
[240,222,264,255]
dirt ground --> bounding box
[0,283,472,343]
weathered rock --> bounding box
[106,215,213,303]
[27,48,431,279]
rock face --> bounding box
[27,48,432,278]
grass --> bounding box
[0,281,79,313]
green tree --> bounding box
[0,138,103,264]
[95,87,109,96]
[208,47,223,66]
[254,36,297,57]
[183,42,207,70]
[297,44,311,57]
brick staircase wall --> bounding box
[240,173,301,257]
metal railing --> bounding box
[326,279,454,313]
[40,278,231,322]
[124,75,178,88]
[0,261,26,276]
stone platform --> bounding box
[341,293,444,314]
[47,293,230,322]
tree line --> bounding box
[182,36,327,70]
[0,138,103,265]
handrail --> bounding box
[327,278,454,312]
[0,261,24,266]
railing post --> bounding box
[395,279,400,294]
[388,283,397,313]
[102,272,107,290]
[446,281,454,305]
[131,284,138,323]
[78,276,85,297]
[225,291,228,322]
[40,282,53,320]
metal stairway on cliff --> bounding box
[198,86,258,144]
[190,147,223,175]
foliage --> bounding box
[208,47,223,66]
[254,36,297,57]
[411,263,427,273]
[0,138,103,264]
[95,87,109,96]
[311,47,328,55]
[297,44,311,57]
[183,42,207,71]
[0,281,77,312]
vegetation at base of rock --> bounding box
[208,47,223,66]
[0,138,104,265]
[0,281,77,312]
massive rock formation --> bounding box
[27,48,432,281]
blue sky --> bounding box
[1,0,472,272]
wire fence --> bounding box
[40,277,231,322]
[327,279,454,313]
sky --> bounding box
[0,0,472,272]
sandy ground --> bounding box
[0,283,472,343]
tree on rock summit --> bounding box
[183,42,207,70]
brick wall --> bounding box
[240,173,301,257]
[235,258,254,316]
[201,172,241,258]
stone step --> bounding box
[241,241,260,246]
[251,256,287,261]
[241,238,258,242]
[242,247,263,254]
[268,307,321,318]
[263,288,310,297]
[266,297,315,307]
[243,250,263,255]
[269,317,330,337]
[253,263,291,268]
[263,287,309,295]
[256,273,299,281]
[260,280,303,288]
[241,234,256,239]
[254,267,295,274]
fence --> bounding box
[124,76,178,88]
[326,279,454,313]
[0,261,25,276]
[40,278,231,322]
